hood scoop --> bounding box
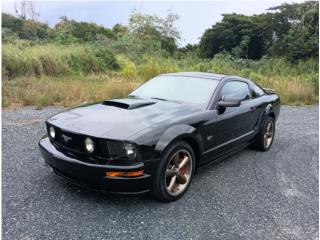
[102,98,156,110]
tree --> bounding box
[14,1,39,20]
[268,1,319,61]
[231,35,250,59]
[199,14,269,59]
[199,1,319,61]
[128,10,181,53]
[2,13,49,40]
[52,16,115,43]
[112,24,128,40]
[2,13,23,32]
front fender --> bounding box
[154,124,203,158]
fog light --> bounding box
[85,137,94,153]
[49,126,56,139]
[106,170,144,177]
[123,143,136,158]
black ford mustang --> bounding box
[39,72,280,202]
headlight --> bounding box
[49,126,56,139]
[123,143,136,159]
[85,137,94,153]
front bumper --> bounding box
[39,137,159,194]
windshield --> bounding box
[129,75,219,105]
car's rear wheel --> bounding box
[253,116,275,151]
[152,141,195,202]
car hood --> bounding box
[47,98,203,140]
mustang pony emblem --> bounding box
[61,134,72,142]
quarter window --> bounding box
[221,81,251,101]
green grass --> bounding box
[2,43,318,107]
[2,74,141,107]
[2,42,118,78]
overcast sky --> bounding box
[2,0,305,46]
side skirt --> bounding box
[196,141,253,171]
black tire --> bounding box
[151,141,195,202]
[253,116,275,151]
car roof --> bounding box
[160,72,228,80]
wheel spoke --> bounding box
[173,154,179,168]
[264,135,268,146]
[267,123,273,136]
[267,137,272,146]
[263,121,274,148]
[267,123,271,133]
[176,172,187,184]
[179,156,189,169]
[167,175,176,192]
[166,169,176,177]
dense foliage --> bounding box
[199,1,318,61]
[3,1,318,61]
[1,1,319,107]
[2,13,49,40]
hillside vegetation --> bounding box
[2,2,319,107]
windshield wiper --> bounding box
[128,94,141,98]
[151,97,168,101]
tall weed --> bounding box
[2,42,318,106]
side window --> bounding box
[251,84,265,98]
[221,81,251,101]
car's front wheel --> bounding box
[152,141,195,202]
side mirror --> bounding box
[217,96,241,108]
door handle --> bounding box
[250,107,256,112]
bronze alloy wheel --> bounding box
[264,121,274,148]
[165,149,193,196]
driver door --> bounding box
[203,80,255,160]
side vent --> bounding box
[102,99,155,110]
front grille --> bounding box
[55,128,84,152]
[46,124,109,161]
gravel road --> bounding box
[2,106,319,240]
